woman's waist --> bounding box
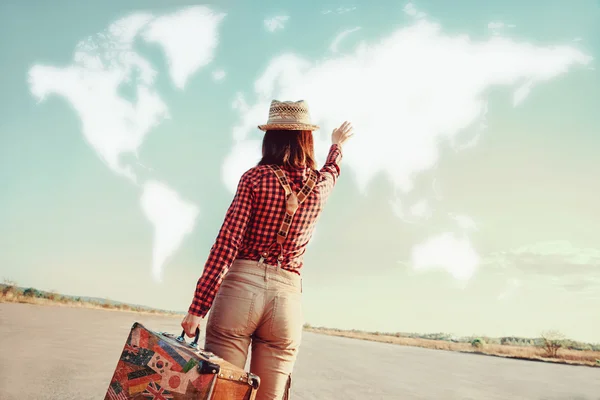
[241,226,314,255]
[237,247,305,270]
[227,258,302,290]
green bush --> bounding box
[23,288,43,298]
[471,338,485,349]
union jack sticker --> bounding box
[142,381,174,400]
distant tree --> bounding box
[2,278,17,286]
[540,330,566,358]
[1,279,18,296]
[471,338,485,350]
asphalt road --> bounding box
[0,303,598,399]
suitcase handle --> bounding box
[176,327,200,348]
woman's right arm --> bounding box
[319,121,354,195]
[319,144,343,196]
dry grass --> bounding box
[305,327,600,368]
[0,281,182,318]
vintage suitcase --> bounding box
[104,322,260,400]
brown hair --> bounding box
[257,129,317,170]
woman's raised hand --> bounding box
[331,121,354,148]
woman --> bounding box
[181,99,354,399]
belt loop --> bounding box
[259,254,267,281]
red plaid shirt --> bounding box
[189,144,343,317]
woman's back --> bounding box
[236,146,342,270]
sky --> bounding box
[1,0,599,343]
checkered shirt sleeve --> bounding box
[319,144,342,195]
[188,171,255,317]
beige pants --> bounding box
[205,259,303,400]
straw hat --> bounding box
[258,100,320,131]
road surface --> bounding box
[0,303,598,399]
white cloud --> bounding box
[337,6,357,14]
[389,197,431,224]
[487,21,516,36]
[212,69,226,81]
[488,22,505,30]
[222,4,591,281]
[322,7,357,15]
[409,199,432,219]
[28,6,221,280]
[29,13,163,183]
[223,14,591,197]
[264,15,289,32]
[140,181,199,281]
[513,80,533,106]
[404,2,426,19]
[330,27,362,53]
[225,13,592,196]
[411,232,480,280]
[450,101,487,151]
[28,6,224,182]
[141,6,225,89]
[449,213,478,232]
[389,196,434,223]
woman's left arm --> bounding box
[188,171,255,318]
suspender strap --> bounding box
[262,165,318,262]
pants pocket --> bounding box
[208,280,256,334]
[269,292,303,345]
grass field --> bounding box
[0,281,183,317]
[2,280,599,368]
[302,326,600,367]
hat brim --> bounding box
[258,122,320,131]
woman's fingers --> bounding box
[343,124,354,137]
[332,121,354,146]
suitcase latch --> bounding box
[197,359,221,375]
